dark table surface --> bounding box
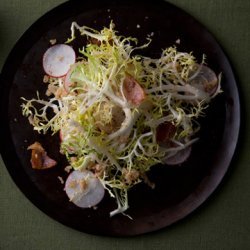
[0,0,249,249]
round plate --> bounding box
[0,0,240,236]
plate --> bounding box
[0,0,240,236]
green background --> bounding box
[0,0,249,249]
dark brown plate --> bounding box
[0,0,240,236]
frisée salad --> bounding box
[21,22,221,217]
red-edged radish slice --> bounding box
[189,64,218,96]
[63,62,80,93]
[64,69,72,93]
[162,146,192,165]
[156,122,176,146]
[123,73,146,106]
[43,44,76,78]
[59,129,63,142]
[65,170,105,208]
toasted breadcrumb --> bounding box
[122,168,140,185]
[69,180,77,189]
[64,165,72,173]
[50,39,57,45]
[43,75,49,83]
[79,179,88,190]
[58,176,64,184]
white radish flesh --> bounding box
[43,44,76,78]
[65,170,105,208]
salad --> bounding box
[21,22,221,216]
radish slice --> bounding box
[64,69,72,93]
[63,62,80,92]
[123,73,146,106]
[59,129,63,142]
[162,146,192,165]
[189,64,218,96]
[43,44,76,78]
[65,170,105,208]
[156,122,176,146]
